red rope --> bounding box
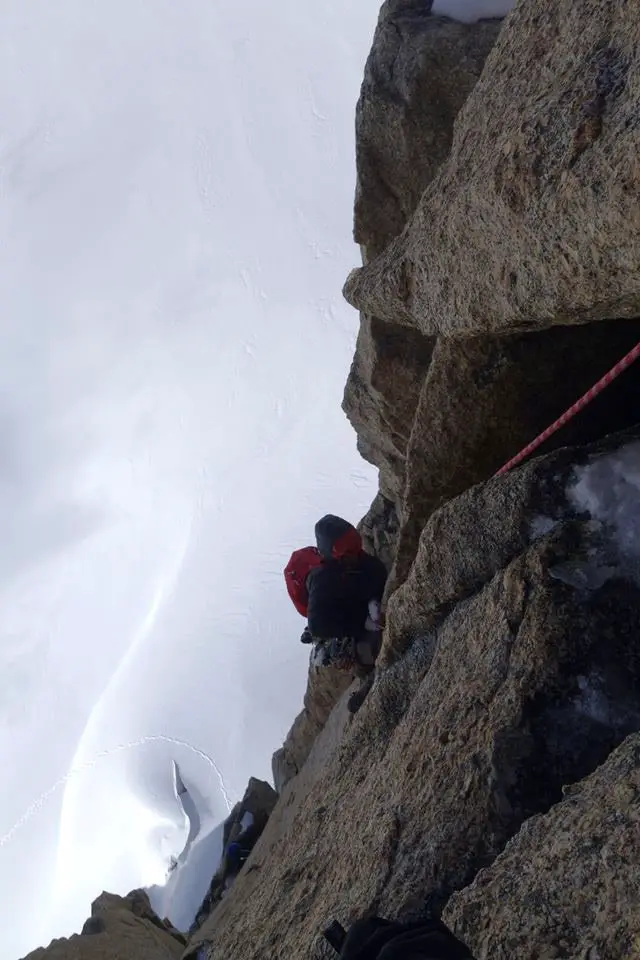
[495,340,640,476]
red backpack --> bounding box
[284,546,323,617]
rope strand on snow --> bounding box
[495,340,640,476]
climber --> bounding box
[206,818,262,903]
[224,840,249,876]
[284,514,388,713]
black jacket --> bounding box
[306,551,387,639]
[338,916,474,960]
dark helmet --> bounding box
[315,515,362,561]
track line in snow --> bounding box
[0,735,232,851]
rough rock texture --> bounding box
[23,891,184,960]
[353,1,501,262]
[272,659,354,793]
[191,777,277,931]
[84,891,186,945]
[384,427,640,664]
[343,3,500,499]
[444,734,640,960]
[191,684,357,956]
[345,0,640,337]
[191,430,640,960]
[389,318,640,595]
[346,0,640,603]
[267,683,356,851]
[345,314,434,500]
[224,777,277,836]
[358,492,400,573]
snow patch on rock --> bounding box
[549,560,618,592]
[569,440,640,583]
[239,811,254,831]
[529,515,558,541]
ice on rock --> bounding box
[569,441,640,585]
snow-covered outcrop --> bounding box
[189,777,277,933]
[145,763,225,935]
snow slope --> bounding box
[149,819,225,935]
[0,1,380,955]
[146,764,224,933]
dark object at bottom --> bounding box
[323,920,347,954]
[323,914,474,960]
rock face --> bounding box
[389,319,640,597]
[357,492,400,574]
[23,891,184,960]
[343,3,500,501]
[194,3,640,954]
[271,659,355,793]
[345,0,640,605]
[190,431,640,960]
[225,777,277,831]
[345,314,434,501]
[191,777,277,931]
[353,1,501,262]
[444,733,640,960]
[384,428,640,664]
[344,0,640,337]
